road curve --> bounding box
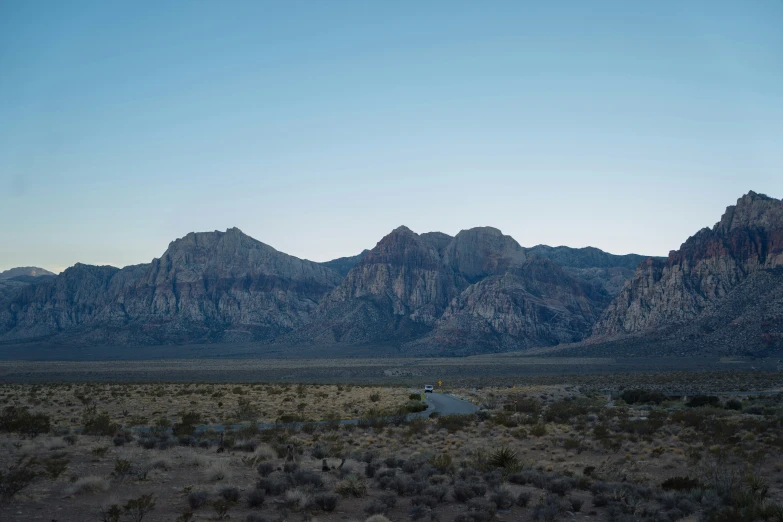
[418,392,479,416]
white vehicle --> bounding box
[424,385,434,393]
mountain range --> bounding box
[1,191,781,357]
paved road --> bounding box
[418,392,480,416]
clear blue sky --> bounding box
[1,1,781,273]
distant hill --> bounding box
[0,267,55,279]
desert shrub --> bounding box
[529,424,547,437]
[42,455,69,479]
[113,432,133,446]
[508,470,547,488]
[0,457,40,500]
[437,414,473,433]
[63,434,78,445]
[517,491,531,507]
[0,406,51,436]
[725,399,743,411]
[376,468,397,489]
[221,486,240,502]
[283,461,298,473]
[313,491,339,512]
[283,487,313,511]
[256,475,292,495]
[453,480,487,502]
[257,462,274,477]
[532,492,566,521]
[188,490,209,509]
[212,499,233,518]
[365,461,381,478]
[410,494,436,509]
[455,497,497,522]
[245,516,267,522]
[424,484,448,502]
[544,398,597,423]
[364,498,390,515]
[483,469,503,488]
[391,475,427,496]
[83,407,119,436]
[246,488,265,508]
[204,461,232,482]
[123,494,155,522]
[178,435,197,447]
[409,504,433,521]
[335,474,367,497]
[172,412,201,437]
[93,446,109,457]
[687,395,720,408]
[293,469,324,488]
[620,389,667,405]
[400,457,424,475]
[409,393,423,401]
[140,437,159,450]
[234,439,258,452]
[112,458,133,480]
[491,487,515,509]
[68,475,109,496]
[358,408,390,429]
[100,503,122,522]
[370,392,381,402]
[661,476,701,491]
[384,456,405,468]
[406,400,428,413]
[549,477,575,496]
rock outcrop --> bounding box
[592,192,783,345]
[0,228,341,345]
[285,226,616,353]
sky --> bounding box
[1,1,782,273]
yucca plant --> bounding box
[487,446,520,471]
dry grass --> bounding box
[67,475,110,496]
[0,382,410,429]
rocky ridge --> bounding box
[589,191,783,354]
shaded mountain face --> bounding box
[286,226,617,354]
[319,250,368,278]
[527,245,660,297]
[0,225,656,354]
[591,191,783,354]
[0,267,57,309]
[0,228,341,345]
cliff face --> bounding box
[593,192,783,337]
[289,226,614,353]
[0,223,661,353]
[0,228,341,344]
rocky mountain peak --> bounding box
[443,226,527,282]
[714,191,782,235]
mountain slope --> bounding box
[284,226,615,354]
[0,228,341,345]
[587,191,783,355]
[593,191,783,336]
